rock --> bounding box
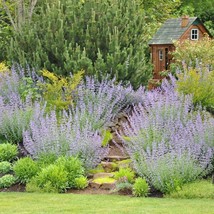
[93,172,114,179]
[89,181,101,189]
[104,155,129,161]
[101,161,118,172]
[100,182,117,190]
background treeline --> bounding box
[0,0,213,88]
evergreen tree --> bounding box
[6,0,153,88]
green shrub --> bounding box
[114,168,135,184]
[28,164,68,193]
[0,143,18,162]
[13,157,39,183]
[0,161,12,174]
[55,156,85,188]
[36,153,58,169]
[177,69,214,113]
[132,177,150,197]
[166,179,214,199]
[0,174,16,188]
[74,176,88,190]
[113,182,133,194]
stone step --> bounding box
[100,161,118,172]
[89,177,117,190]
[104,155,129,162]
[93,172,114,179]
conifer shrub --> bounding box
[0,143,18,162]
[13,157,39,184]
[7,0,152,88]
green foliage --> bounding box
[27,164,68,193]
[39,69,84,111]
[112,182,133,194]
[13,157,39,183]
[172,36,214,71]
[0,143,18,162]
[176,69,214,113]
[0,107,34,143]
[132,177,150,197]
[74,176,88,190]
[36,153,58,169]
[166,179,214,199]
[177,0,214,36]
[55,156,85,188]
[93,177,116,184]
[0,174,16,188]
[114,168,135,184]
[19,77,41,101]
[101,130,112,147]
[6,0,153,88]
[0,161,12,174]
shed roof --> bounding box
[148,17,200,45]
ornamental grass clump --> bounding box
[119,78,214,194]
[23,110,109,170]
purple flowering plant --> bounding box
[23,110,109,170]
[119,77,214,193]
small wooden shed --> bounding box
[148,16,212,80]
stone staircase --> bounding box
[88,140,130,191]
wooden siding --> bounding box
[151,44,174,79]
[180,24,208,41]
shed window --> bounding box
[191,29,199,40]
[159,50,163,61]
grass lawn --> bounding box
[0,193,214,214]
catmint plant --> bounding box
[23,110,109,169]
[0,96,45,143]
[119,77,214,193]
[72,76,141,131]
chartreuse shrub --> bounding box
[36,153,58,169]
[26,164,68,193]
[114,168,135,184]
[0,143,18,162]
[0,62,9,73]
[55,156,86,188]
[176,69,214,113]
[74,176,88,190]
[132,177,150,197]
[39,69,84,111]
[120,79,214,194]
[13,157,39,184]
[26,156,87,193]
[0,174,16,188]
[0,161,12,174]
[166,180,214,199]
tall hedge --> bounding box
[6,0,152,88]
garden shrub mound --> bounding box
[119,76,214,194]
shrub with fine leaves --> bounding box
[72,76,140,131]
[119,78,214,193]
[23,110,109,169]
